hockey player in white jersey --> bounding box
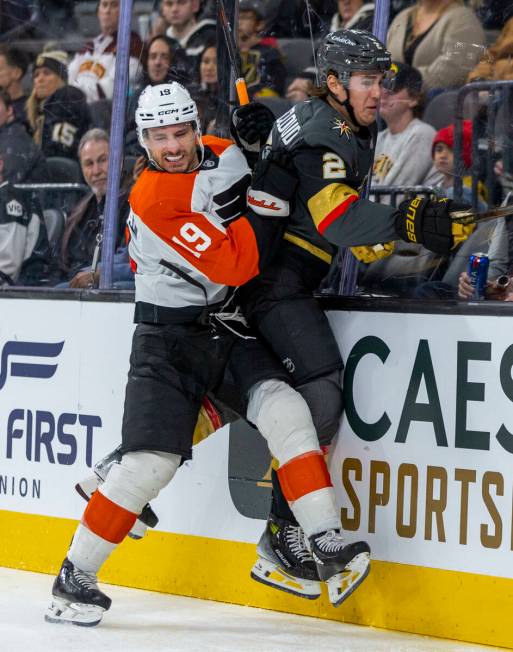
[45,82,371,627]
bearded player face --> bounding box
[144,122,199,173]
[327,71,383,127]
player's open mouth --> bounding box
[165,155,183,162]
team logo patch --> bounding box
[6,199,23,217]
[282,357,295,373]
[332,118,352,139]
[202,159,215,168]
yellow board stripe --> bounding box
[1,509,513,649]
[307,183,358,229]
[283,232,332,264]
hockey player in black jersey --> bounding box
[233,28,475,602]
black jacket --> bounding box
[0,121,48,183]
[36,85,90,159]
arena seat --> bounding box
[46,157,82,184]
[89,99,112,130]
[277,38,315,78]
[422,90,480,131]
[43,208,65,255]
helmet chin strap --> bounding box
[327,84,360,128]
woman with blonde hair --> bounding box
[26,49,90,160]
[387,0,485,91]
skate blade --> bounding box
[44,597,105,627]
[326,551,370,607]
[250,557,321,600]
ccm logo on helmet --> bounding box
[158,109,180,115]
[406,197,422,243]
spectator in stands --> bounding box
[238,0,287,97]
[431,120,486,208]
[0,46,30,126]
[164,0,216,71]
[285,68,316,103]
[330,0,374,31]
[68,0,143,103]
[456,217,513,300]
[0,90,48,183]
[137,34,189,90]
[26,49,90,161]
[468,4,513,82]
[0,150,50,287]
[126,35,189,155]
[387,0,485,92]
[373,62,441,188]
[191,42,219,133]
[54,129,130,289]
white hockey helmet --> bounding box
[135,82,200,151]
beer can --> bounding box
[467,253,489,300]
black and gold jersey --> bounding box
[269,96,398,267]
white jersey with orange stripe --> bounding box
[127,136,264,324]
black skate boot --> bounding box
[309,529,370,607]
[251,514,321,599]
[45,558,111,626]
[75,446,158,540]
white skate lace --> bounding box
[73,569,98,591]
[314,529,346,554]
[284,525,314,563]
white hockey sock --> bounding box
[68,523,117,573]
[290,487,340,538]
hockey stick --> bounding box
[217,0,250,105]
[450,204,513,225]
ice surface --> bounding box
[0,567,498,652]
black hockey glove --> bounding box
[394,197,475,255]
[231,102,275,167]
[247,145,298,219]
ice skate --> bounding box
[309,529,370,607]
[75,449,159,540]
[45,558,111,627]
[251,514,321,599]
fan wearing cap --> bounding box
[26,49,90,160]
[238,0,287,97]
[373,61,442,191]
[432,120,486,209]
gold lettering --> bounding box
[368,460,390,533]
[396,463,418,538]
[425,466,447,542]
[341,458,361,531]
[454,468,476,545]
[481,471,503,549]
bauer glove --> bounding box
[247,145,298,218]
[351,242,395,264]
[394,197,475,255]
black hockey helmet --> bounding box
[317,29,391,86]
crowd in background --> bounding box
[0,0,512,301]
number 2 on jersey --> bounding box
[172,222,212,258]
[322,153,346,179]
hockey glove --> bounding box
[231,102,275,167]
[247,145,298,218]
[351,242,395,264]
[394,197,475,256]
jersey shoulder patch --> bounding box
[299,98,356,157]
